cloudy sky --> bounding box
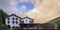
[0,0,60,23]
[0,0,39,17]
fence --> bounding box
[18,28,57,30]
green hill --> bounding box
[47,17,60,25]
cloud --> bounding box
[0,0,35,15]
[0,0,9,9]
[0,0,20,14]
[0,0,60,23]
[0,0,32,18]
[26,0,60,23]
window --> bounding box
[7,25,10,28]
[8,18,10,20]
[26,20,28,22]
[23,18,30,23]
[16,18,18,20]
[12,21,14,24]
[12,18,14,20]
[7,21,10,24]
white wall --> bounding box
[21,18,32,23]
[5,16,20,28]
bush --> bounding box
[0,24,9,30]
[12,28,17,30]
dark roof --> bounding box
[20,23,41,25]
[22,16,34,20]
[5,14,22,19]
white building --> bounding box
[5,14,34,28]
[20,17,34,24]
[5,14,21,28]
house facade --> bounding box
[5,14,22,28]
[20,17,34,24]
[5,14,34,28]
[5,14,58,30]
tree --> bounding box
[0,24,9,30]
[12,28,18,30]
[45,17,60,29]
[41,23,54,28]
[0,9,8,24]
[0,13,2,25]
[0,9,9,30]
